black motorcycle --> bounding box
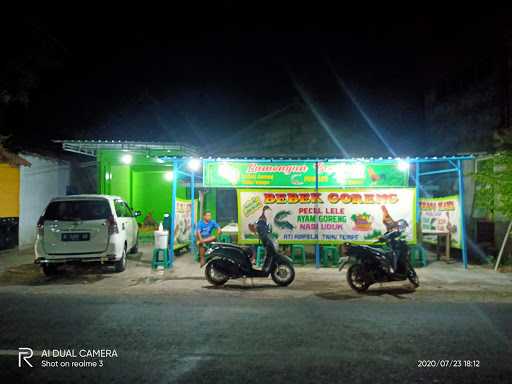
[339,219,419,292]
[203,233,295,287]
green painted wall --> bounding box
[97,150,189,224]
[131,168,187,224]
[110,165,131,202]
[132,170,170,223]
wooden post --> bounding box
[495,221,512,271]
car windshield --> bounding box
[43,200,112,221]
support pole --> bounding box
[315,161,320,268]
[415,162,421,226]
[415,162,423,250]
[169,160,178,268]
[190,169,196,258]
[495,221,512,271]
[457,160,468,269]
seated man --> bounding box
[196,211,221,267]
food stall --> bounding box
[57,141,474,269]
[178,156,473,269]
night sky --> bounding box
[1,4,510,156]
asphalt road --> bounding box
[0,291,511,384]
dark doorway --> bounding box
[216,189,237,225]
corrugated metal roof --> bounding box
[56,140,477,163]
[55,140,199,157]
[157,155,476,163]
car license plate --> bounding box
[62,233,90,241]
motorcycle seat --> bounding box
[362,245,388,256]
[211,242,253,257]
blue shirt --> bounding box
[197,220,220,238]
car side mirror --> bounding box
[133,211,142,217]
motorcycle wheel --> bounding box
[271,262,295,286]
[407,265,420,288]
[346,264,370,292]
[205,261,229,286]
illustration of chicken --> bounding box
[381,205,398,232]
[367,167,380,182]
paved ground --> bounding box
[0,246,511,383]
[1,245,511,302]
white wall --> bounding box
[19,154,70,248]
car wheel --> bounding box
[42,264,59,276]
[114,246,127,273]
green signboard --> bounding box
[203,160,409,188]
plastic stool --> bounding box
[152,248,170,269]
[256,246,266,267]
[410,245,427,267]
[291,244,306,265]
[321,246,339,267]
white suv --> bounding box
[35,195,139,275]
